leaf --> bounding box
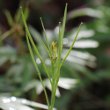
[29,26,49,57]
[61,23,82,66]
[4,10,14,26]
[0,46,16,66]
[68,30,95,40]
[58,78,79,89]
[0,96,51,110]
[67,8,103,20]
[21,8,51,83]
[73,40,99,48]
[58,3,67,62]
[63,39,99,49]
[62,49,96,67]
[34,78,78,97]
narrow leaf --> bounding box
[26,35,50,106]
[40,17,51,55]
[21,7,51,83]
[58,3,67,62]
[29,26,51,57]
[61,22,83,66]
[4,10,14,27]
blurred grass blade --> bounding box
[15,8,21,23]
[0,29,14,41]
[67,8,103,20]
[61,22,82,66]
[4,10,14,26]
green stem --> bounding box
[51,81,56,108]
[50,68,60,110]
[21,8,52,84]
[26,36,50,107]
[61,22,82,66]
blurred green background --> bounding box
[0,0,110,110]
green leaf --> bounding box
[26,35,50,107]
[4,10,14,26]
[29,26,50,57]
[61,22,83,66]
[67,8,103,21]
[40,18,50,51]
[21,7,51,83]
[58,3,67,62]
